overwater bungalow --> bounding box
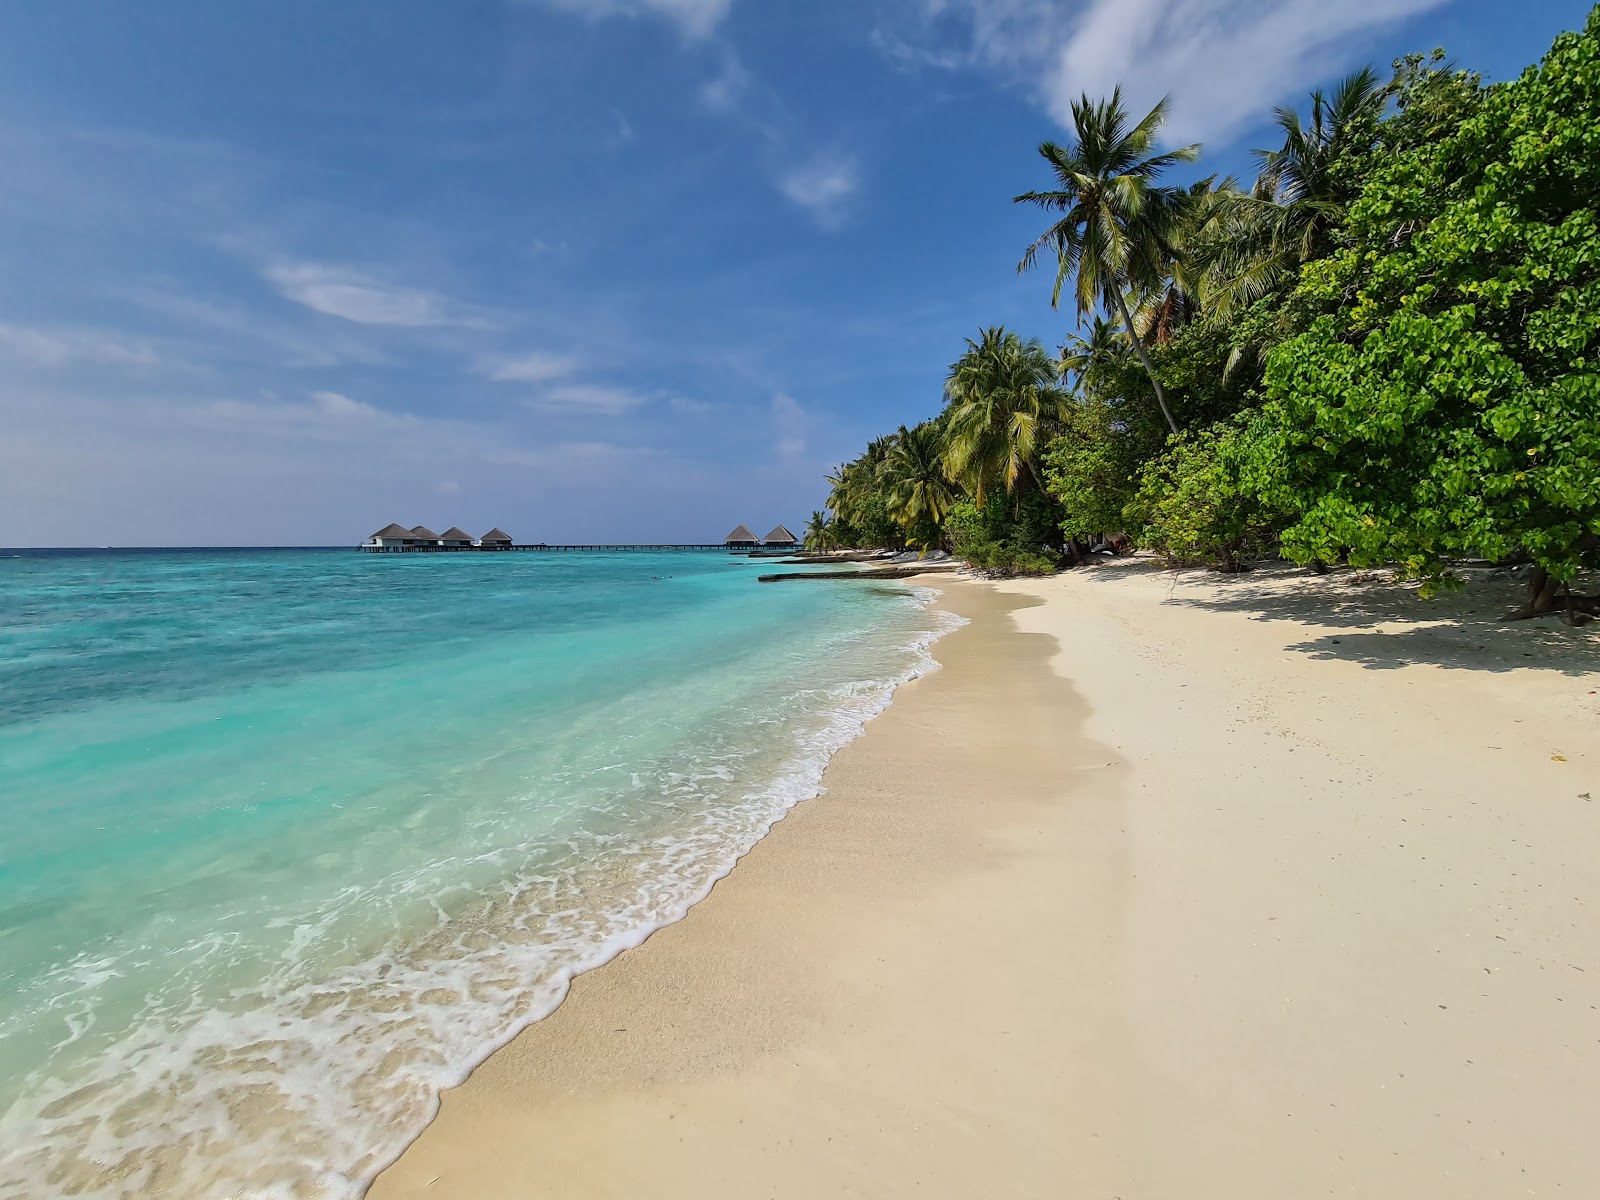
[440,527,475,549]
[762,524,798,549]
[479,528,513,550]
[725,523,760,550]
[410,525,443,547]
[367,523,415,550]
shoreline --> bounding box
[370,578,1131,1197]
[372,561,1600,1198]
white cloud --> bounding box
[308,390,384,420]
[485,350,581,383]
[882,0,1448,144]
[200,390,416,437]
[0,322,159,369]
[537,0,733,38]
[265,263,475,328]
[0,381,709,547]
[700,52,751,111]
[778,154,860,229]
[533,383,651,415]
[668,394,718,415]
[771,392,807,457]
[130,291,391,369]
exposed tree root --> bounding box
[1506,567,1600,624]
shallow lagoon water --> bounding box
[0,548,954,1199]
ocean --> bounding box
[0,547,957,1199]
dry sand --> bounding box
[371,561,1600,1199]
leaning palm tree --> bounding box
[1015,89,1200,436]
[879,423,956,543]
[942,327,1070,504]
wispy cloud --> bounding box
[0,321,159,369]
[535,0,734,38]
[485,350,581,383]
[129,291,391,369]
[880,0,1448,143]
[699,50,752,111]
[265,262,481,328]
[771,392,808,457]
[668,394,718,415]
[532,383,653,415]
[778,153,860,229]
[202,389,418,437]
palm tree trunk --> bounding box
[1111,290,1180,436]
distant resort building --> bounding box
[363,524,516,552]
[368,523,416,550]
[363,523,789,553]
[724,524,761,550]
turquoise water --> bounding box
[0,548,955,1199]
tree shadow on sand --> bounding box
[1079,558,1600,678]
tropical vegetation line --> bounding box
[808,7,1600,620]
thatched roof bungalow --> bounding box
[368,522,414,549]
[724,523,760,549]
[479,528,513,548]
[762,524,798,548]
[409,525,442,546]
[439,527,475,548]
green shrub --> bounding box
[1248,12,1600,594]
[1128,419,1289,570]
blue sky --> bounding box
[2,0,1591,546]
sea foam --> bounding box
[0,550,962,1199]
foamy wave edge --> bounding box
[358,587,968,1189]
[0,589,969,1200]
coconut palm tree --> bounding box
[825,435,890,530]
[1058,315,1130,396]
[879,423,955,543]
[1015,89,1200,436]
[1193,68,1386,321]
[942,327,1069,505]
[1128,175,1233,345]
[803,510,834,551]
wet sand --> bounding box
[370,581,1130,1198]
[373,561,1600,1198]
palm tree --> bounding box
[1058,315,1129,396]
[942,327,1069,504]
[1129,175,1230,345]
[879,423,956,543]
[1015,89,1200,436]
[825,434,892,530]
[1193,68,1386,321]
[803,510,834,551]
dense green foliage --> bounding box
[1249,17,1600,592]
[818,9,1600,612]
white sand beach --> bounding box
[372,559,1600,1199]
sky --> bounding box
[1,0,1592,546]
